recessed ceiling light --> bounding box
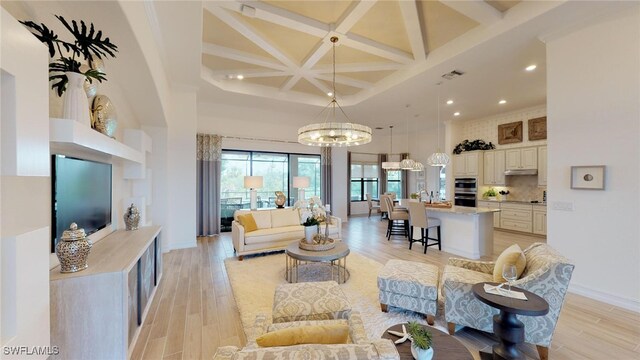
[327,92,333,96]
[236,74,244,80]
[446,100,453,105]
[453,112,460,116]
[525,65,537,71]
[499,99,507,104]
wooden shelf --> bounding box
[49,118,144,163]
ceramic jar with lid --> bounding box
[55,222,92,273]
[124,203,140,230]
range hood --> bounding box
[505,169,538,176]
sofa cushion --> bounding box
[256,324,350,347]
[493,244,526,282]
[251,211,272,229]
[244,226,303,245]
[271,208,301,228]
[237,214,258,233]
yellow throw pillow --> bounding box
[256,325,350,347]
[237,214,258,233]
[493,244,527,282]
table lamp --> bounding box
[292,176,310,202]
[244,176,263,210]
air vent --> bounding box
[375,127,384,130]
[441,70,465,80]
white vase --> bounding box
[411,345,433,360]
[62,71,91,127]
[304,225,317,244]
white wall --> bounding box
[546,7,640,311]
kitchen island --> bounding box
[396,200,500,259]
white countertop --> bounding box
[479,199,547,207]
[427,206,501,215]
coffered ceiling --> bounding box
[201,0,521,106]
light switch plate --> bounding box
[552,201,574,211]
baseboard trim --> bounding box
[441,246,480,260]
[569,283,640,313]
[167,240,197,251]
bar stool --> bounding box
[408,201,442,253]
[383,196,409,240]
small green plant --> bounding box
[483,188,497,198]
[407,321,432,350]
[410,193,419,199]
[20,15,118,96]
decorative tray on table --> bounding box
[299,237,336,251]
[424,201,453,208]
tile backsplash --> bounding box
[480,175,546,202]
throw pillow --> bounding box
[251,211,272,229]
[256,325,350,347]
[237,214,257,233]
[493,244,527,282]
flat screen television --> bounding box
[52,155,112,252]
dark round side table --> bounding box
[473,282,549,360]
[382,323,474,360]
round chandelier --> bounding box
[298,37,372,147]
[427,83,450,166]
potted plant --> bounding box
[499,189,510,201]
[483,188,498,201]
[407,321,433,360]
[410,193,419,200]
[20,15,118,125]
[294,197,326,243]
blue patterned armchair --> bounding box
[441,243,574,360]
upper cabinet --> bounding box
[505,147,538,170]
[483,150,506,185]
[453,152,483,177]
[538,146,547,186]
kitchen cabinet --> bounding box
[453,152,482,177]
[483,150,506,185]
[505,147,538,170]
[538,146,547,186]
[533,207,547,235]
[500,203,533,233]
[478,200,501,228]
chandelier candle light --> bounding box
[244,176,263,211]
[427,83,451,167]
[382,126,400,171]
[293,176,310,202]
[298,37,372,147]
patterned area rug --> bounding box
[224,251,447,341]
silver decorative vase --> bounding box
[124,203,141,230]
[56,222,92,273]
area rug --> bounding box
[224,252,447,340]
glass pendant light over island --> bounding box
[298,37,372,147]
[427,83,450,167]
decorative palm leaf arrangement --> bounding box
[20,15,118,96]
[407,321,432,350]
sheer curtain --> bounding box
[196,134,222,236]
[321,147,332,206]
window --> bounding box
[219,150,321,231]
[386,170,402,196]
[439,166,446,200]
[350,163,378,201]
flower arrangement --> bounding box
[483,188,497,198]
[294,196,326,226]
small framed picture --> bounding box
[571,165,605,190]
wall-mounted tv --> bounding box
[52,155,112,252]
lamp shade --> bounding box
[293,176,310,188]
[244,176,263,189]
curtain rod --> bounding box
[222,135,299,145]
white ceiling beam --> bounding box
[305,77,332,95]
[202,42,288,71]
[439,0,503,26]
[335,0,378,33]
[205,5,299,69]
[312,62,403,74]
[315,74,373,89]
[342,33,414,64]
[281,74,303,91]
[398,0,426,61]
[209,69,293,79]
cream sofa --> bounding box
[231,208,342,259]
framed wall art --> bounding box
[498,121,523,144]
[528,116,547,140]
[571,165,605,190]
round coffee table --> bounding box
[285,241,350,284]
[382,323,473,360]
[473,282,549,360]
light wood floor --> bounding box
[132,216,640,360]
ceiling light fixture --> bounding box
[236,74,244,80]
[400,105,417,170]
[382,126,400,170]
[327,92,333,96]
[446,100,453,105]
[525,65,537,71]
[499,99,507,104]
[427,83,450,167]
[453,112,460,116]
[298,37,372,147]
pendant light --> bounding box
[400,105,417,170]
[427,83,451,166]
[382,126,400,170]
[297,37,372,147]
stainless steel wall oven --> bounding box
[454,178,477,207]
